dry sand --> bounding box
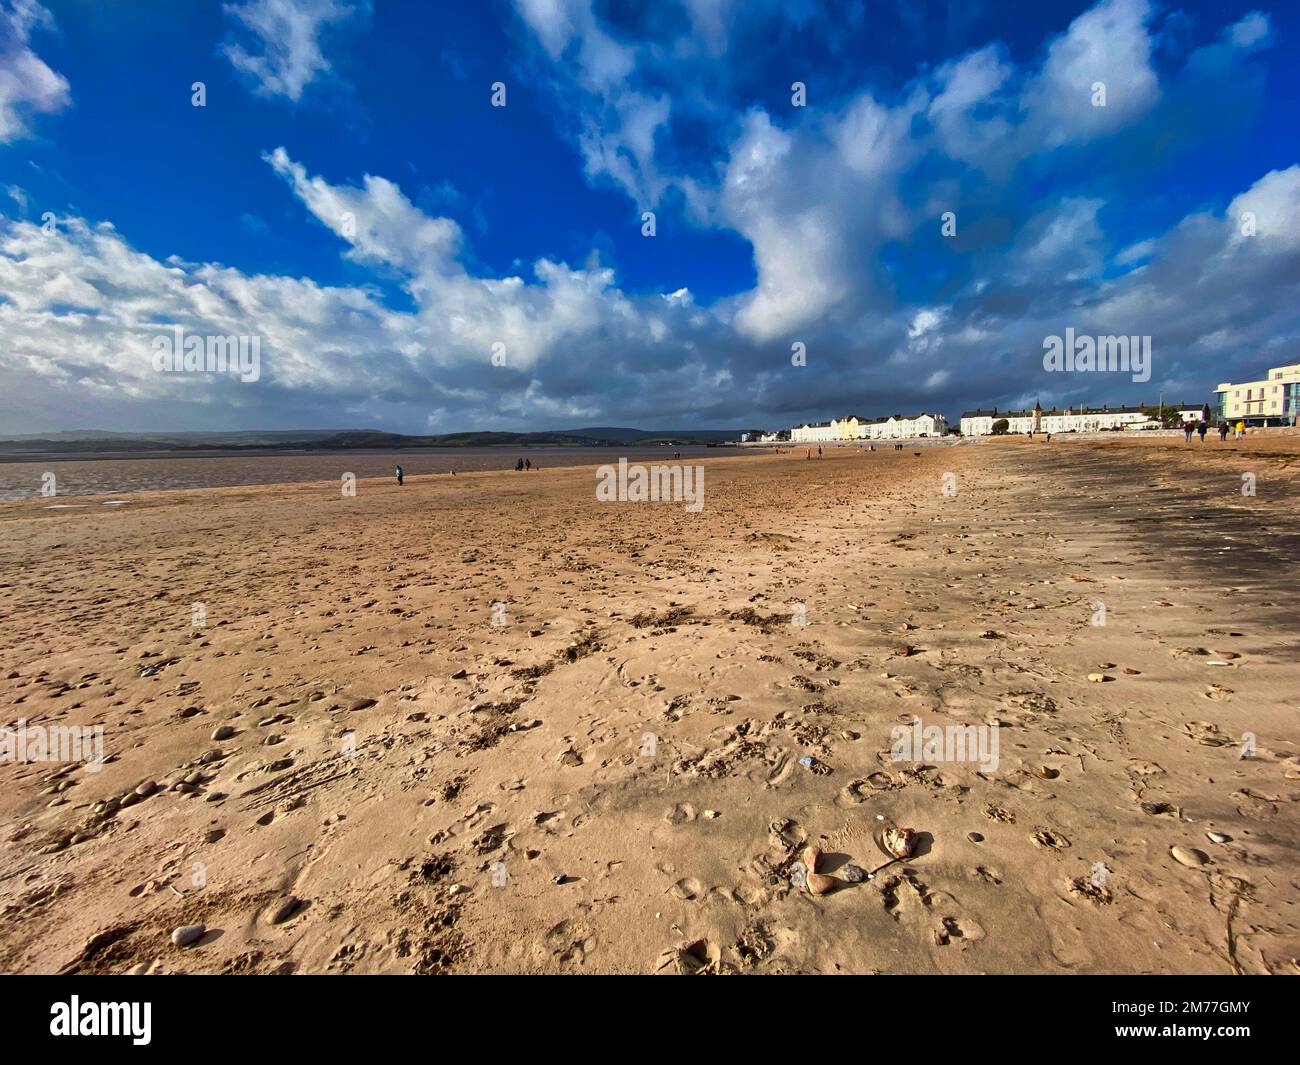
[1,435,1298,974]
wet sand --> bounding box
[0,445,752,502]
[1,436,1297,974]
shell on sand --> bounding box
[1171,845,1209,868]
[877,824,916,860]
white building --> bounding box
[790,421,837,443]
[795,412,950,442]
[1215,361,1300,426]
[961,400,1207,436]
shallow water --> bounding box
[0,445,760,501]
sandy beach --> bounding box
[1,436,1297,975]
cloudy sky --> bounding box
[1,0,1297,434]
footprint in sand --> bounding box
[544,920,595,964]
[671,877,704,901]
[666,802,697,824]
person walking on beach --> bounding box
[1219,422,1229,441]
[1197,421,1208,443]
[524,458,531,471]
[395,464,404,486]
[1235,420,1246,440]
[817,446,823,458]
[1183,421,1194,443]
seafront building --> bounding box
[790,412,949,443]
[1214,361,1300,427]
[959,400,1205,436]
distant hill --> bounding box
[0,426,741,455]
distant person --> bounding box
[1197,421,1208,443]
[1045,432,1052,442]
[1235,420,1245,440]
[515,457,524,471]
[395,464,404,486]
[524,458,531,471]
[1219,422,1229,441]
[1183,421,1194,443]
[817,446,823,457]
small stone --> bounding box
[171,923,204,947]
[211,725,235,741]
[349,698,377,712]
[841,863,866,884]
[1087,673,1107,683]
[968,832,984,843]
[205,829,225,843]
[1171,845,1209,868]
[135,779,157,798]
[1206,832,1231,844]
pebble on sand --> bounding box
[801,847,838,896]
[211,725,235,741]
[171,923,205,947]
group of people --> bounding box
[1184,420,1246,443]
[514,457,538,470]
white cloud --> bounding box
[0,0,70,143]
[1023,0,1159,146]
[222,0,366,102]
[1227,11,1272,51]
[1228,166,1300,246]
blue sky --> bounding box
[1,0,1297,433]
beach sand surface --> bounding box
[1,436,1297,974]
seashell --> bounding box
[1171,845,1208,868]
[879,825,915,860]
